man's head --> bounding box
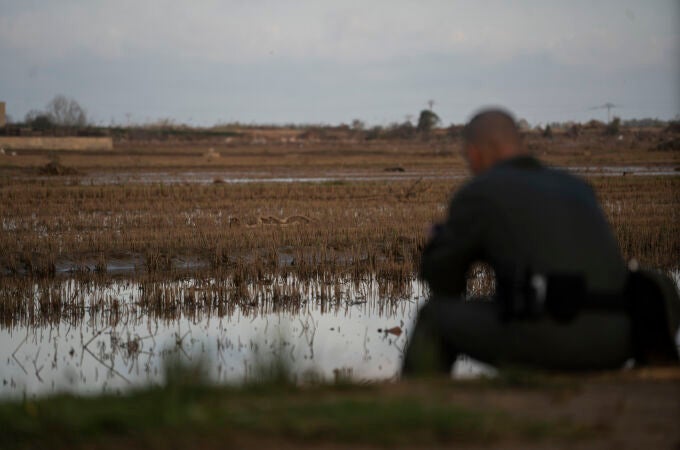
[461,108,526,175]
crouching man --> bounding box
[402,108,679,375]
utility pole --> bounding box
[603,102,615,123]
[590,103,618,123]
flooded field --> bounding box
[3,270,678,399]
[1,136,678,402]
[0,275,503,398]
[565,165,679,177]
[19,164,680,187]
[49,170,466,186]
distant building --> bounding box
[0,102,6,128]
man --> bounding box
[402,108,635,374]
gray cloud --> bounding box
[0,0,677,125]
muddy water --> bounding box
[0,277,495,398]
[76,170,466,185]
[565,165,680,177]
[29,164,679,186]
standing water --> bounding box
[0,276,493,398]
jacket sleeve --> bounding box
[420,189,489,297]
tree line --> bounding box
[22,95,89,130]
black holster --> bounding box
[498,268,680,364]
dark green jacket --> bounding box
[421,155,627,301]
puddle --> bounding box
[26,164,678,186]
[564,166,679,177]
[68,171,466,186]
[0,277,444,398]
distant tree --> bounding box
[416,109,440,133]
[605,116,621,136]
[24,109,41,123]
[542,125,553,139]
[351,119,365,131]
[447,124,463,138]
[386,121,416,139]
[25,109,55,131]
[517,118,531,131]
[623,118,667,128]
[584,119,606,130]
[364,125,383,140]
[567,124,581,138]
[46,95,88,128]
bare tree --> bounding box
[46,95,88,128]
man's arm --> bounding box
[420,189,488,297]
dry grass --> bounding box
[1,175,677,280]
[0,179,443,280]
[593,176,679,266]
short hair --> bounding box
[462,108,520,149]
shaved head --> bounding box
[463,108,521,150]
[461,108,526,174]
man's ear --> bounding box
[467,145,483,174]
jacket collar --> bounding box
[493,155,543,170]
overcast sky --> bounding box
[1,0,678,126]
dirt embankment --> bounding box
[0,136,113,151]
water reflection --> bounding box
[1,276,437,398]
[7,269,672,398]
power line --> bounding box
[589,102,620,122]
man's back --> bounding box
[404,109,641,374]
[421,155,627,299]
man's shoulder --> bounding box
[471,156,591,190]
[454,157,595,210]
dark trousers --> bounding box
[402,297,633,376]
